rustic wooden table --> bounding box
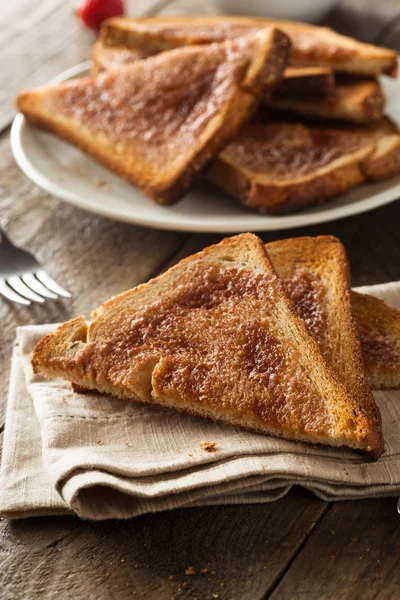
[1,1,400,598]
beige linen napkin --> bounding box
[1,282,400,520]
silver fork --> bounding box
[0,229,71,305]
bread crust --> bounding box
[361,136,400,181]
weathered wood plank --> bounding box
[268,497,400,600]
[0,492,328,600]
[0,0,95,133]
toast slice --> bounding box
[207,119,376,214]
[101,15,398,77]
[16,28,290,205]
[31,233,383,458]
[91,38,335,97]
[351,290,400,390]
[265,236,382,445]
[268,78,385,123]
[266,235,400,389]
[91,37,335,98]
[265,236,396,393]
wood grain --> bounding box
[0,492,328,600]
[269,498,400,600]
[0,0,96,133]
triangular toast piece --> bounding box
[266,236,400,390]
[91,38,335,98]
[265,236,381,415]
[351,290,400,389]
[16,29,290,205]
[32,233,383,458]
[101,15,398,76]
[206,119,376,214]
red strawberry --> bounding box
[77,0,124,31]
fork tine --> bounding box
[7,276,45,303]
[36,270,72,298]
[22,273,58,299]
[0,279,31,305]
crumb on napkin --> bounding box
[200,441,216,452]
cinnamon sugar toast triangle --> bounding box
[91,38,335,99]
[32,233,383,458]
[266,236,400,390]
[101,15,397,77]
[16,28,290,205]
[206,117,400,214]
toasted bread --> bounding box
[274,66,335,98]
[101,15,398,77]
[359,118,400,181]
[265,237,395,393]
[268,78,385,123]
[91,37,335,98]
[91,39,145,75]
[31,233,383,458]
[351,291,400,390]
[16,29,290,205]
[207,119,375,214]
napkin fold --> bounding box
[1,282,400,520]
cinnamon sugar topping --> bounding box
[74,263,332,436]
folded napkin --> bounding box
[1,281,400,521]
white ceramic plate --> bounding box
[11,61,400,233]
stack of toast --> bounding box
[16,15,400,214]
[31,234,400,460]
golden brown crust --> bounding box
[17,29,290,205]
[361,136,400,181]
[32,233,383,458]
[101,15,398,77]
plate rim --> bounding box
[11,61,400,233]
